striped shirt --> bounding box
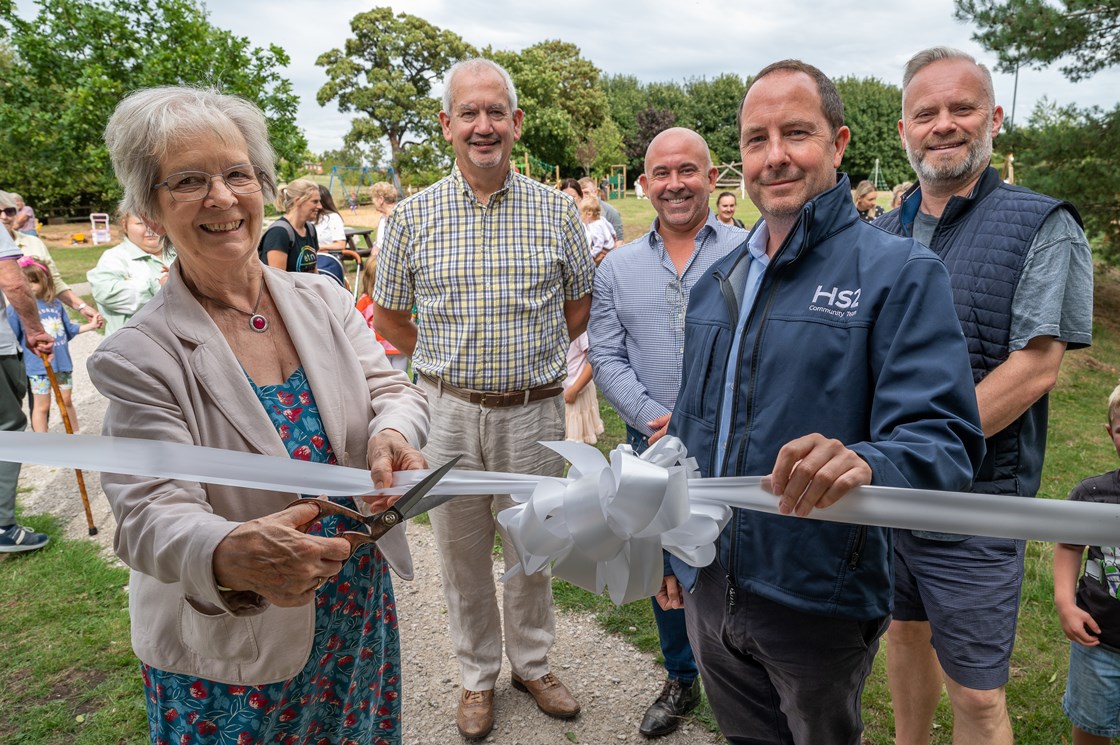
[374,167,595,391]
[588,211,747,435]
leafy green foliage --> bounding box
[1003,99,1120,261]
[681,74,746,165]
[955,0,1120,81]
[0,0,306,216]
[316,6,475,174]
[488,40,611,174]
[834,76,912,187]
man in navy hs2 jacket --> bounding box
[664,60,986,745]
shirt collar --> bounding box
[646,209,722,250]
[746,222,771,266]
[451,164,514,204]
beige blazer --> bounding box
[87,264,429,685]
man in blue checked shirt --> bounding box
[372,57,594,741]
[588,127,747,738]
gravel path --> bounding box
[16,331,724,745]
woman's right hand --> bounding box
[211,502,351,607]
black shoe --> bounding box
[639,678,701,738]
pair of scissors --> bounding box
[289,454,462,557]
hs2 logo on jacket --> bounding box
[809,285,861,318]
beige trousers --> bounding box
[420,377,566,690]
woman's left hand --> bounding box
[362,428,427,513]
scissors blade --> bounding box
[389,454,462,521]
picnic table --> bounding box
[344,227,374,258]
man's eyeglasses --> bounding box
[0,207,17,218]
[152,164,265,202]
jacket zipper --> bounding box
[848,526,867,570]
[722,203,814,580]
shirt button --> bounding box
[679,348,684,354]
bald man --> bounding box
[588,127,746,737]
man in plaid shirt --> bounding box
[373,57,594,740]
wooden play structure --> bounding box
[715,162,745,198]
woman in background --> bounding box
[315,185,347,251]
[87,212,176,335]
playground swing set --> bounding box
[327,165,398,212]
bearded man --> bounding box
[876,47,1094,745]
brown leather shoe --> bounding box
[456,688,494,740]
[510,672,581,719]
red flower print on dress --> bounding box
[310,434,325,449]
[228,685,246,695]
[277,391,295,405]
[186,712,199,724]
[237,733,255,745]
[344,712,358,727]
[163,708,179,722]
[278,706,298,722]
[179,735,192,745]
[247,692,268,709]
[195,720,217,736]
[188,681,207,699]
[281,407,303,423]
[278,423,291,440]
[299,390,312,405]
[292,445,312,461]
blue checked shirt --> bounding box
[588,212,747,435]
[373,167,595,391]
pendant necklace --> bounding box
[192,276,269,333]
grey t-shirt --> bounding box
[912,208,1093,351]
[0,229,22,355]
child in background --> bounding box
[7,257,102,432]
[580,197,617,266]
[354,256,409,372]
[1054,382,1120,745]
[563,332,603,445]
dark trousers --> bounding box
[0,354,28,526]
[683,562,887,745]
[626,424,698,684]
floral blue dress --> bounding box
[143,367,402,745]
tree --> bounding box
[629,107,677,168]
[1008,99,1120,261]
[316,7,475,174]
[682,74,745,165]
[955,0,1120,80]
[0,0,306,215]
[834,76,912,187]
[488,40,610,173]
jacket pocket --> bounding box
[676,322,726,423]
[179,596,261,664]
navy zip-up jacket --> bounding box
[669,175,985,620]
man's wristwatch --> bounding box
[77,303,89,311]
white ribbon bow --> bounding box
[496,438,731,605]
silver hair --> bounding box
[902,47,996,109]
[0,190,15,209]
[441,58,518,114]
[104,86,277,221]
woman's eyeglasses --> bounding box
[152,164,265,202]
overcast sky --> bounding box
[18,0,1120,155]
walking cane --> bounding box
[42,362,97,536]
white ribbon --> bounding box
[6,432,1120,605]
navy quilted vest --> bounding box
[876,167,1080,497]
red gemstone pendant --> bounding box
[249,314,269,333]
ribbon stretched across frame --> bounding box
[5,432,1120,605]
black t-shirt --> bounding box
[260,217,318,273]
[1071,469,1120,650]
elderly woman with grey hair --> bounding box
[89,86,429,744]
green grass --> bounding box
[4,244,1118,743]
[0,514,146,744]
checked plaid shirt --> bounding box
[373,167,595,392]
